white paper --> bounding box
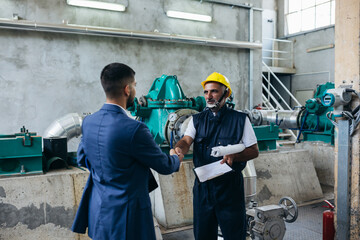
[193,160,233,182]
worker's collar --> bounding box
[207,105,228,121]
[208,104,227,114]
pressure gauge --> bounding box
[168,113,177,121]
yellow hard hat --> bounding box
[201,72,232,96]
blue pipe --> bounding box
[170,130,174,149]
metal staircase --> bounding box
[261,38,301,144]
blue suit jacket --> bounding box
[71,104,180,240]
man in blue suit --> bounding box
[72,63,182,239]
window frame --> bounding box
[285,0,335,36]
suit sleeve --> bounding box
[77,136,87,167]
[131,123,180,175]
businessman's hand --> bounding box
[170,148,184,162]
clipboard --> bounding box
[193,160,234,183]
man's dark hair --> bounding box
[100,63,135,99]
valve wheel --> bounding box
[278,196,298,223]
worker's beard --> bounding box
[206,100,221,111]
[206,102,217,109]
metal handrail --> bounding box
[262,83,284,110]
[262,61,302,107]
[262,94,274,109]
[262,73,292,110]
[263,37,292,43]
[262,38,294,68]
[262,57,291,61]
[262,49,288,54]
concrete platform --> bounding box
[0,147,325,239]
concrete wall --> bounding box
[0,0,263,148]
[262,0,277,10]
[275,0,335,107]
[0,168,89,240]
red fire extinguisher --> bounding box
[323,200,335,240]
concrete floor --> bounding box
[162,200,332,240]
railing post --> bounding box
[291,40,294,68]
[267,71,271,103]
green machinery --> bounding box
[249,82,335,145]
[301,82,335,144]
[0,126,70,176]
[253,124,279,151]
[129,74,279,152]
[129,75,206,150]
[0,126,43,176]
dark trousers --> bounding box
[193,174,247,240]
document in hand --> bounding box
[193,160,233,183]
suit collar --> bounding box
[101,103,127,114]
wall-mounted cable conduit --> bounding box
[0,18,262,50]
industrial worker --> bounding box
[174,72,259,240]
[71,63,183,240]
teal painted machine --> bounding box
[129,75,206,149]
[249,82,335,145]
[300,82,335,144]
[0,126,43,176]
[253,124,279,151]
[0,126,71,177]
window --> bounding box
[285,0,335,35]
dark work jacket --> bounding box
[71,104,180,240]
[192,106,248,204]
[192,106,247,172]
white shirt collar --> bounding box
[105,103,127,113]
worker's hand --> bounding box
[170,148,184,162]
[174,147,183,156]
[174,147,184,162]
[220,154,235,167]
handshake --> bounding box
[170,147,184,162]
